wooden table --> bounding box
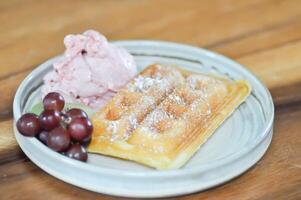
[1,0,301,199]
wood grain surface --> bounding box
[0,0,301,199]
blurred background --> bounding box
[1,1,301,199]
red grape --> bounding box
[47,126,70,152]
[66,108,88,119]
[84,118,93,134]
[81,135,91,147]
[17,113,41,137]
[65,143,88,162]
[67,117,93,143]
[39,110,61,131]
[43,92,65,111]
[38,131,48,144]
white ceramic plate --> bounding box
[13,41,274,198]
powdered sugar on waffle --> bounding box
[187,74,218,89]
[189,98,212,115]
[139,74,219,134]
[127,74,169,93]
[168,93,185,105]
[136,95,156,109]
[143,108,175,132]
[106,121,119,135]
[186,75,217,115]
[128,114,138,130]
[147,108,173,125]
[102,66,223,140]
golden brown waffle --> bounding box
[88,64,251,169]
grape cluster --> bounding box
[16,92,93,162]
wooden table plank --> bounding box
[0,71,29,120]
[211,16,301,58]
[0,0,301,199]
[1,0,301,78]
[114,0,301,43]
[0,120,16,152]
[238,40,301,89]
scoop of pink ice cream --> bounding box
[41,30,137,110]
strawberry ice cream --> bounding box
[41,30,137,110]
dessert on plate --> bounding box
[88,64,251,169]
[17,30,251,169]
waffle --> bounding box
[88,64,251,169]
